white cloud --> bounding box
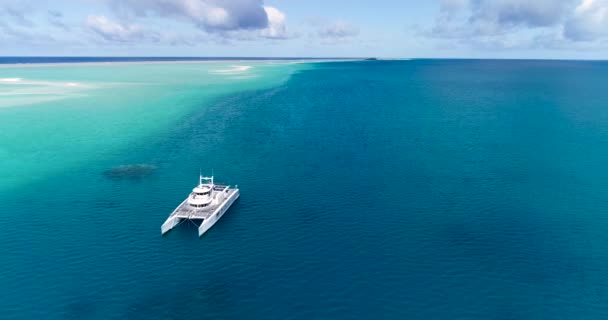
[100,0,292,42]
[432,0,572,39]
[108,0,270,32]
[469,0,571,30]
[85,15,158,43]
[426,0,608,50]
[564,0,608,41]
[259,6,288,39]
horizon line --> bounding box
[0,56,606,62]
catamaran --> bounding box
[161,174,240,237]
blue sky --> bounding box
[1,0,607,59]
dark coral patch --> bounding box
[103,164,157,180]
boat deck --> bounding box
[171,202,214,219]
[161,177,239,236]
[169,188,238,220]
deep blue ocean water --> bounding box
[2,60,608,319]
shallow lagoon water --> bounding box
[1,59,608,319]
[0,61,305,191]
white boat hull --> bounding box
[161,188,240,236]
[198,189,240,237]
[161,216,182,235]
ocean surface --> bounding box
[1,59,608,319]
[0,57,345,64]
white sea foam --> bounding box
[0,77,85,88]
[209,65,252,74]
[0,77,92,108]
[0,78,23,82]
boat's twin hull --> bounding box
[197,190,240,236]
[161,189,240,237]
[161,216,182,235]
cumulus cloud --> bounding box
[564,0,608,41]
[85,15,159,43]
[431,0,572,38]
[108,0,270,32]
[469,0,570,29]
[259,6,288,39]
[425,0,608,49]
[102,0,291,41]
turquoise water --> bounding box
[1,59,608,319]
[0,61,305,191]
